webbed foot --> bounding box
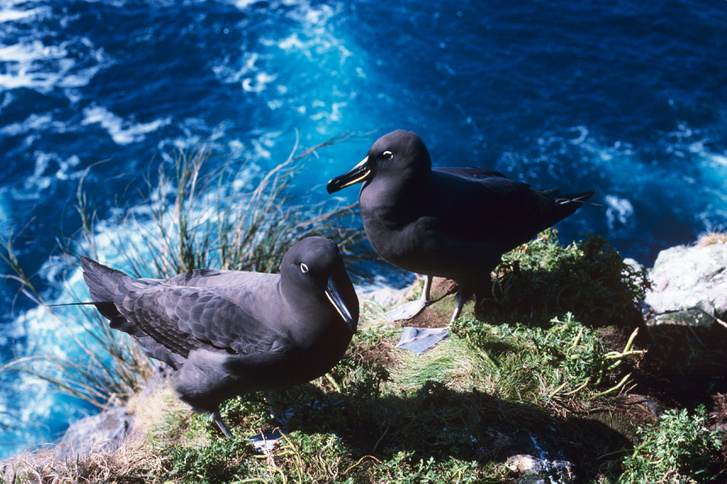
[395,326,450,355]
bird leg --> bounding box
[386,275,433,321]
[395,280,470,355]
[449,288,468,322]
[212,409,233,438]
[265,390,288,428]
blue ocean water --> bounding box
[1,0,726,458]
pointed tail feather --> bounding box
[555,190,599,206]
[80,256,125,302]
[79,256,181,369]
[79,256,130,322]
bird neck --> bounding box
[361,170,428,222]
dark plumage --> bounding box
[327,130,595,322]
[80,236,358,436]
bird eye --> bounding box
[382,150,393,160]
[300,263,309,274]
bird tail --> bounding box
[542,190,598,229]
[554,190,599,206]
[79,257,182,369]
[79,256,127,322]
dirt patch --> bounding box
[395,278,459,328]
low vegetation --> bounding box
[2,141,726,482]
[621,406,724,483]
[479,230,649,329]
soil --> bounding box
[394,277,460,328]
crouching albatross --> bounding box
[80,236,358,436]
[327,130,594,353]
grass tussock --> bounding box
[2,139,726,482]
[480,229,649,329]
[80,134,366,280]
[2,435,168,484]
[697,231,727,247]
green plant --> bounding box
[371,451,485,483]
[166,434,253,483]
[452,313,641,401]
[621,405,725,483]
[480,229,650,328]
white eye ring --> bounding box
[382,150,393,159]
[300,263,309,274]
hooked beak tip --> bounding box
[326,156,370,194]
[325,278,357,333]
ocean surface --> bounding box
[1,0,726,458]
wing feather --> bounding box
[114,279,290,358]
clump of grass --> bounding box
[620,405,725,483]
[391,336,491,393]
[1,436,167,484]
[81,135,366,280]
[481,229,650,328]
[697,231,727,247]
[452,313,641,403]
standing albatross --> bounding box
[80,236,358,436]
[327,130,594,335]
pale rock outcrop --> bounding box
[643,242,727,321]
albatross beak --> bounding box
[326,156,371,194]
[325,276,357,333]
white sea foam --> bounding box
[0,188,11,239]
[82,105,172,145]
[233,0,258,8]
[0,6,45,23]
[21,152,83,195]
[551,123,727,237]
[0,38,106,93]
[604,194,635,230]
[213,0,365,137]
[0,0,108,97]
[0,112,59,136]
[242,71,278,94]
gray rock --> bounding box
[358,285,412,309]
[506,454,576,483]
[53,406,133,460]
[644,242,727,319]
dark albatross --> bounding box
[327,130,594,340]
[80,236,358,436]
